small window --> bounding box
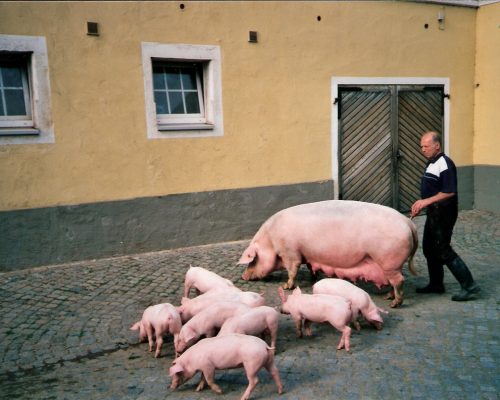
[0,35,54,145]
[0,53,32,126]
[153,61,205,124]
[142,42,223,139]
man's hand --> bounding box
[411,192,456,217]
[411,199,429,217]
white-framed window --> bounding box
[0,53,32,125]
[142,42,223,139]
[0,35,54,145]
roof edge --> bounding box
[407,0,500,8]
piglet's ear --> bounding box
[184,327,197,343]
[293,287,302,295]
[169,363,184,376]
[130,322,141,331]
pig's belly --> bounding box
[309,258,389,287]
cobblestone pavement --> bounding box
[1,210,499,400]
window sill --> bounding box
[0,128,40,136]
[157,123,214,132]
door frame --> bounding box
[331,77,450,200]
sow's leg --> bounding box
[387,274,405,308]
[283,258,302,290]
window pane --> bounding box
[181,69,197,90]
[2,66,23,87]
[151,59,205,121]
[153,66,166,90]
[5,89,27,116]
[166,69,181,90]
[0,92,4,115]
[185,92,200,113]
[154,91,168,114]
[168,91,184,114]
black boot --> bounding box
[416,260,445,294]
[446,256,480,301]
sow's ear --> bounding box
[238,244,258,264]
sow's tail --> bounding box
[407,219,418,276]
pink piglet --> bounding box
[130,303,182,358]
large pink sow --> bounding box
[240,200,417,307]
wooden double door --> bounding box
[338,85,444,213]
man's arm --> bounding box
[411,192,456,217]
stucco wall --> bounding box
[0,1,477,211]
[474,1,500,165]
[1,1,493,270]
[474,2,500,212]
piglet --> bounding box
[278,286,352,351]
[177,289,265,323]
[312,278,388,330]
[175,301,251,353]
[183,265,238,298]
[130,303,181,358]
[218,306,280,349]
[169,334,283,400]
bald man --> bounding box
[411,131,480,301]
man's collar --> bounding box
[429,152,444,163]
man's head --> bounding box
[420,131,442,160]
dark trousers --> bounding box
[422,202,459,286]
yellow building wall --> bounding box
[474,1,500,166]
[0,1,477,211]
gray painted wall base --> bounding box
[458,165,474,210]
[2,164,493,273]
[474,165,500,213]
[0,181,334,271]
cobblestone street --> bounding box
[1,210,499,400]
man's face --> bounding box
[420,135,441,160]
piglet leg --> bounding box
[145,323,154,353]
[266,358,284,394]
[195,374,207,392]
[293,318,303,337]
[336,326,352,351]
[303,319,313,336]
[200,367,223,394]
[154,335,163,358]
[353,320,361,331]
[241,370,259,400]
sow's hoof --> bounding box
[281,282,296,290]
[389,298,403,308]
